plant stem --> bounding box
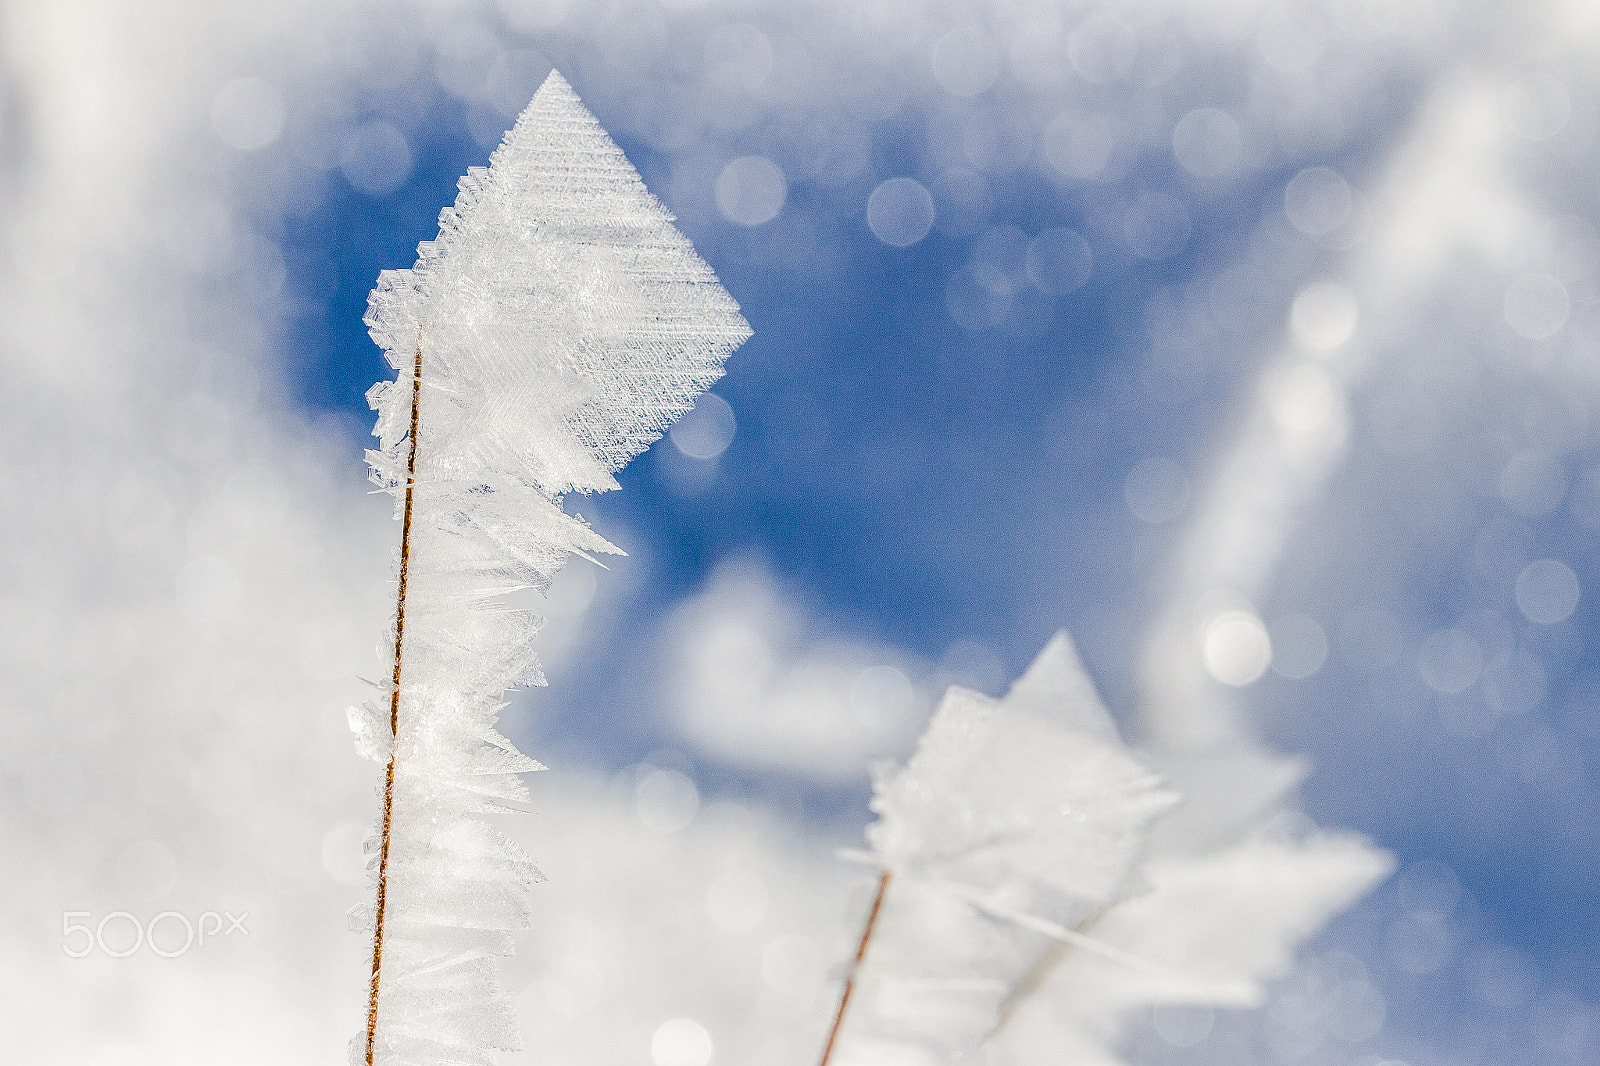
[366,333,424,1066]
[818,868,892,1066]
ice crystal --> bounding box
[350,71,749,1066]
[834,633,1178,1064]
[986,741,1393,1063]
[832,633,1390,1066]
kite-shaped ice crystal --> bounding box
[826,632,1390,1066]
[827,633,1178,1065]
[349,71,749,1066]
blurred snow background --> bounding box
[2,0,1598,1064]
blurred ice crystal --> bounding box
[930,27,1002,98]
[1417,629,1484,694]
[834,634,1177,1063]
[1504,73,1571,141]
[833,632,1389,1066]
[866,634,1174,923]
[355,70,749,1064]
[990,718,1390,1065]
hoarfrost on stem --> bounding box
[831,632,1391,1066]
[350,70,750,1066]
[832,633,1178,1065]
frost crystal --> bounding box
[833,633,1391,1066]
[986,743,1393,1065]
[351,71,749,1066]
[835,633,1178,1064]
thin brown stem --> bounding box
[993,909,1107,1035]
[366,333,424,1066]
[818,869,892,1066]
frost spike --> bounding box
[353,70,749,1065]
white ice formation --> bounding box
[349,71,750,1066]
[987,745,1393,1065]
[835,632,1391,1066]
[834,633,1178,1065]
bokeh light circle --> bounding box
[715,156,787,227]
[866,178,936,247]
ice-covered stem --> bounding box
[366,332,423,1066]
[818,869,891,1066]
[350,70,749,1065]
[821,634,1178,1063]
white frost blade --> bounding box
[836,632,1176,1062]
[352,70,749,1066]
